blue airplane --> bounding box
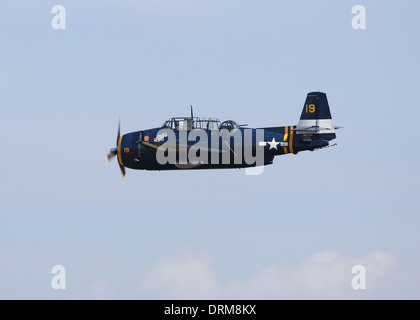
[106,92,340,177]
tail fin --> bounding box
[295,92,336,141]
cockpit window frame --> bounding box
[161,117,221,131]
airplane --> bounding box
[106,91,340,177]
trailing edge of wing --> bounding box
[139,141,226,153]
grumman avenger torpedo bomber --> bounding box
[106,92,340,178]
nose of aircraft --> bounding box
[118,132,142,171]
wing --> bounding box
[139,141,226,153]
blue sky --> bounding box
[0,0,419,299]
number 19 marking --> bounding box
[305,104,315,113]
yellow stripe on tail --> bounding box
[289,126,294,154]
[283,126,289,154]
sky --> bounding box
[0,0,419,299]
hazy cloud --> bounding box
[70,278,116,300]
[137,247,396,299]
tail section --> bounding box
[296,92,336,141]
[293,92,338,152]
[257,91,339,154]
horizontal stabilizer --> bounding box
[293,126,334,133]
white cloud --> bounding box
[138,248,397,299]
[69,278,116,300]
[139,247,219,299]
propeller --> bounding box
[106,119,126,179]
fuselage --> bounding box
[117,125,329,171]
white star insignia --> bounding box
[267,138,280,150]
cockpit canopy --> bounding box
[219,120,240,131]
[162,117,221,131]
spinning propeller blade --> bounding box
[106,119,126,178]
